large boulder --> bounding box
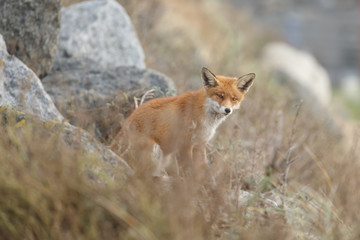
[262,42,332,107]
[55,0,146,70]
[0,34,63,121]
[0,0,61,78]
[45,60,176,106]
[43,60,176,142]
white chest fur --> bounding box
[192,98,228,144]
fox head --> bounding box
[201,67,255,116]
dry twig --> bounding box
[281,100,303,191]
[134,89,156,108]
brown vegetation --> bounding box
[0,0,359,239]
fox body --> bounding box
[111,67,255,175]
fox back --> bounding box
[111,67,255,175]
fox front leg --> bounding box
[193,145,208,169]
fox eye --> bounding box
[232,97,238,102]
[217,94,224,99]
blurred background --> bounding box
[227,0,360,119]
[229,0,360,88]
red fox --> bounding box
[111,67,255,175]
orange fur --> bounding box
[111,67,255,175]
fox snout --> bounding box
[205,98,237,116]
[220,106,232,115]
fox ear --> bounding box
[237,73,256,92]
[201,67,218,88]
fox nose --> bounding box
[225,108,231,114]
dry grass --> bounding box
[0,0,359,239]
[0,109,355,239]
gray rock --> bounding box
[261,42,343,138]
[0,0,61,78]
[0,34,63,121]
[42,62,176,142]
[55,0,145,70]
[262,42,332,107]
[44,62,176,109]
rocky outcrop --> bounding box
[0,34,63,121]
[0,34,133,179]
[55,0,146,70]
[262,42,332,107]
[0,0,174,176]
[0,0,61,78]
